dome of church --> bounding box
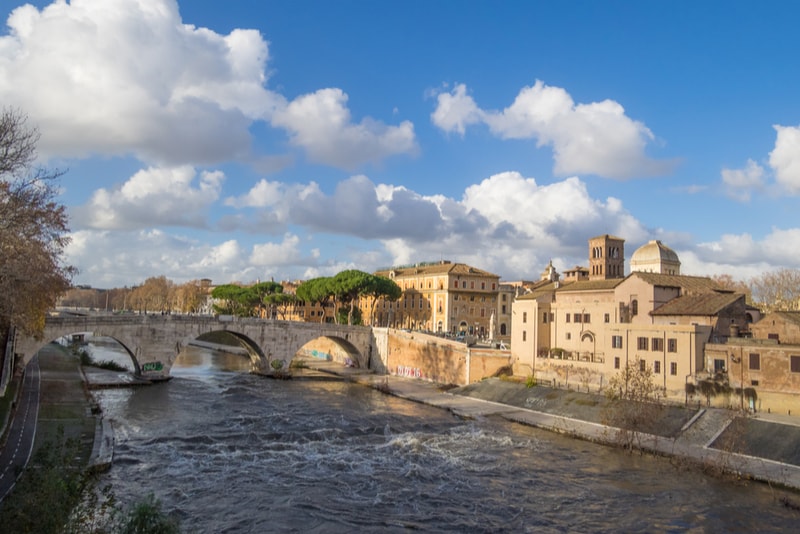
[630,240,681,275]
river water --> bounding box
[88,342,799,533]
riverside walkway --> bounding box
[300,359,800,492]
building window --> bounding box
[502,305,507,314]
[470,281,475,289]
[454,280,458,288]
[583,313,590,323]
[714,359,726,373]
[668,338,677,352]
[652,338,663,351]
[670,362,677,376]
[612,335,623,349]
[549,312,555,322]
[791,356,800,373]
[492,283,496,290]
[573,313,582,323]
[522,331,527,342]
[566,314,571,323]
[639,359,646,372]
[749,353,760,371]
[542,312,548,323]
[604,313,610,323]
[614,357,620,369]
[631,299,638,316]
[480,308,485,317]
[522,312,527,323]
[637,337,648,351]
[751,380,759,386]
[566,333,571,340]
[654,361,661,374]
[481,282,485,290]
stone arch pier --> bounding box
[15,315,378,380]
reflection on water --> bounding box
[85,337,253,376]
[172,346,254,377]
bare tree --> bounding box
[711,273,753,304]
[0,109,74,339]
[602,358,664,450]
[749,268,800,312]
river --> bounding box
[87,341,798,533]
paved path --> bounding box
[0,356,40,502]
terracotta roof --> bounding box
[555,279,624,292]
[375,262,499,279]
[630,272,723,294]
[650,292,743,316]
[516,281,563,300]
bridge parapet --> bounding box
[14,315,377,379]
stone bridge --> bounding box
[15,315,382,380]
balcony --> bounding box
[538,349,604,364]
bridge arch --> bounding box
[16,315,378,380]
[293,335,364,368]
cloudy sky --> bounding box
[2,0,799,288]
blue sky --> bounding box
[1,0,799,288]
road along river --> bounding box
[89,343,799,533]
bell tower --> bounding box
[588,234,625,281]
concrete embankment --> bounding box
[338,372,800,492]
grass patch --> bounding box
[38,403,86,420]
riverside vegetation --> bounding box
[0,429,179,533]
[0,343,182,533]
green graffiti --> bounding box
[142,361,164,372]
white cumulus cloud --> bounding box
[431,81,676,179]
[0,0,282,165]
[272,88,418,169]
[721,159,766,201]
[72,166,223,230]
[769,125,800,194]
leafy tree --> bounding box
[264,291,297,320]
[330,270,372,325]
[296,277,334,323]
[0,108,74,340]
[362,275,401,325]
[249,281,283,317]
[210,283,251,316]
[602,358,664,450]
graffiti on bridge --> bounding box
[142,361,164,372]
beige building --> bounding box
[705,311,800,413]
[367,261,505,339]
[511,235,750,400]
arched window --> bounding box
[631,299,638,316]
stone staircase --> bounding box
[678,408,736,447]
